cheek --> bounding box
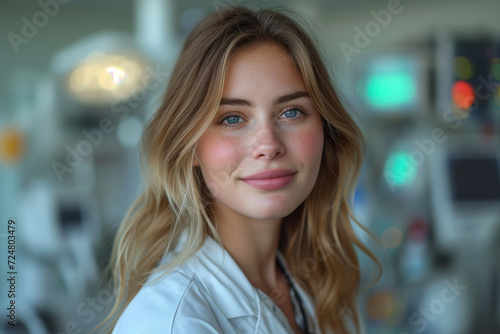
[197,134,242,189]
[198,134,241,168]
[293,124,324,164]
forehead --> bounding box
[222,43,307,96]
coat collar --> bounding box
[172,229,318,331]
[175,229,258,319]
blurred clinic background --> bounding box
[1,0,500,333]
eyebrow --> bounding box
[219,91,310,108]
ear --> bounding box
[192,154,199,167]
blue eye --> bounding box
[225,116,241,124]
[282,109,299,118]
[280,105,307,119]
[219,105,306,129]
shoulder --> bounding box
[112,263,223,334]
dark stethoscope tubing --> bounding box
[276,257,311,334]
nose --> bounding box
[250,123,285,160]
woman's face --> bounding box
[194,43,324,222]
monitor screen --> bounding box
[448,157,500,201]
[354,54,420,113]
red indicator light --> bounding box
[452,81,475,109]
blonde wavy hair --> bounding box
[99,5,381,334]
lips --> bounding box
[240,169,297,191]
[240,169,297,180]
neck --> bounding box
[215,210,283,292]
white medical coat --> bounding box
[112,229,321,333]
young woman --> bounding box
[101,5,380,334]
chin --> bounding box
[247,206,297,220]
